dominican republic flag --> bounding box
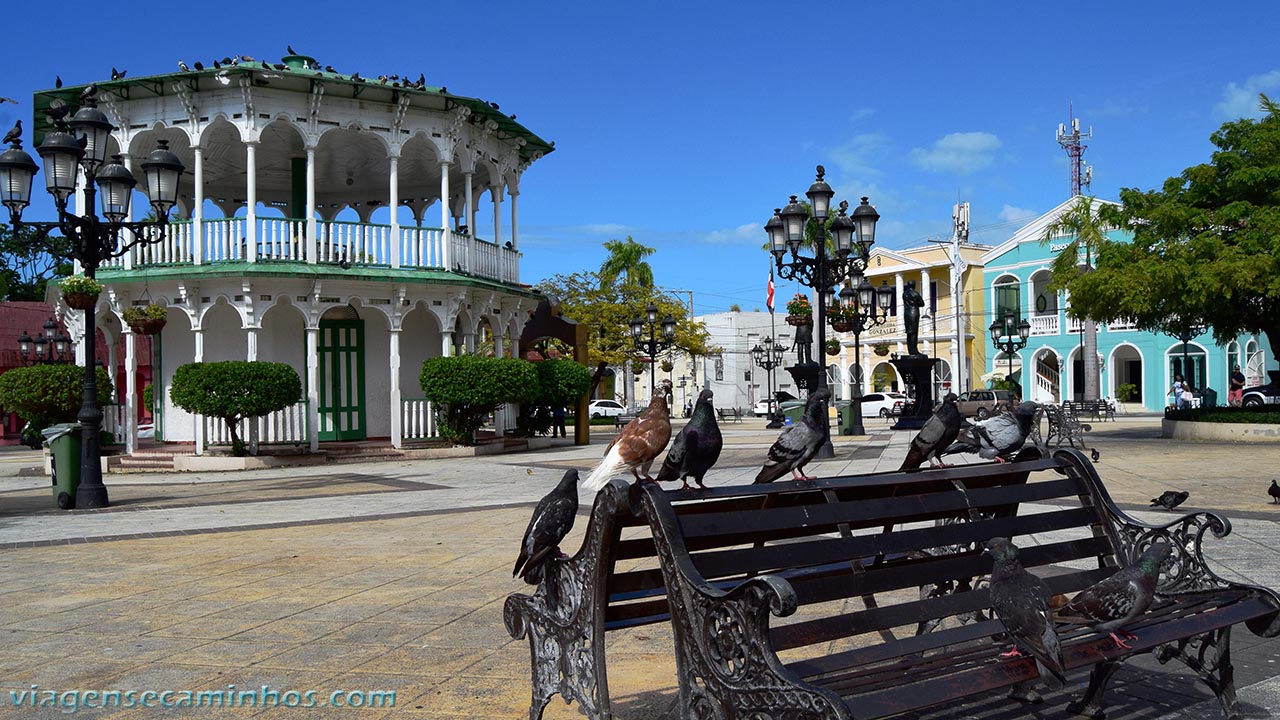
[767,271,775,312]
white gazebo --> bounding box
[35,54,554,456]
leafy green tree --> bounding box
[599,236,656,288]
[1058,94,1280,372]
[419,355,538,444]
[516,359,592,436]
[0,365,114,443]
[169,361,303,456]
[1041,196,1112,400]
[0,224,73,301]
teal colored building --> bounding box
[980,198,1271,411]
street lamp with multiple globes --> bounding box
[0,87,186,509]
[835,276,894,435]
[750,335,788,429]
[765,165,881,456]
[18,318,74,365]
[989,309,1032,400]
[629,303,676,402]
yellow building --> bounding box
[829,241,991,403]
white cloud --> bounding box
[702,222,761,245]
[572,223,634,236]
[827,133,890,179]
[908,132,1002,174]
[1216,70,1280,118]
[998,204,1038,225]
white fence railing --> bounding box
[1029,314,1060,336]
[401,398,439,441]
[201,401,309,450]
[1106,318,1138,332]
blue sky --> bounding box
[3,1,1277,315]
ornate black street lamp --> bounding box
[765,166,881,455]
[0,88,185,509]
[837,276,894,435]
[750,335,788,429]
[629,303,676,401]
[989,309,1031,400]
[18,318,74,365]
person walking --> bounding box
[1169,374,1186,410]
[1229,365,1247,407]
[552,404,567,438]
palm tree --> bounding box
[599,236,655,289]
[1042,196,1111,401]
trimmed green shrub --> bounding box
[517,359,592,437]
[169,361,302,456]
[420,355,538,444]
[0,364,114,441]
[1165,406,1280,424]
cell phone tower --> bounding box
[1057,105,1093,197]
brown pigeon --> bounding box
[584,379,673,491]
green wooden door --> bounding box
[318,319,366,441]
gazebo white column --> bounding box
[119,153,134,270]
[491,184,503,250]
[245,141,258,263]
[305,146,317,264]
[389,154,401,268]
[306,326,320,452]
[463,171,474,235]
[124,329,137,455]
[509,189,519,249]
[441,331,454,357]
[193,145,205,265]
[193,327,205,455]
[439,161,452,270]
[389,328,402,448]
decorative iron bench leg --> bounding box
[1066,659,1122,719]
[1155,627,1241,720]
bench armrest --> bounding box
[634,483,849,718]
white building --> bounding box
[691,311,799,414]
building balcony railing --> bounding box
[1029,314,1059,336]
[103,218,520,284]
[1106,318,1138,332]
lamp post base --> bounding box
[889,355,940,430]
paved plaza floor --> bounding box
[0,414,1276,719]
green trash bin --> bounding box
[781,400,805,424]
[837,400,855,435]
[41,423,82,510]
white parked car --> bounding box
[587,400,627,418]
[858,392,910,418]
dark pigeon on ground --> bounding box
[655,388,723,490]
[1270,480,1280,504]
[985,537,1066,691]
[942,401,1039,463]
[1055,543,1171,649]
[899,393,962,471]
[754,388,830,483]
[1149,490,1189,511]
[512,469,579,586]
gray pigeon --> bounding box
[754,388,830,483]
[1270,480,1280,504]
[899,393,962,471]
[1055,543,1171,649]
[943,401,1039,463]
[1149,490,1188,511]
[985,537,1066,691]
[656,388,723,490]
[513,469,579,586]
[2,120,20,146]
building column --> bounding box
[193,327,205,455]
[306,326,320,452]
[389,154,401,268]
[193,146,205,265]
[245,141,258,263]
[124,329,137,455]
[894,272,905,333]
[305,147,317,264]
[389,328,402,449]
[920,268,932,352]
[439,161,452,270]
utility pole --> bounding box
[1057,105,1093,197]
[951,201,969,395]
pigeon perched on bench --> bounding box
[513,469,579,586]
[942,401,1039,464]
[899,393,961,471]
[1054,543,1171,650]
[754,388,830,483]
[655,388,722,490]
[584,379,673,491]
[1149,490,1189,511]
[985,536,1066,692]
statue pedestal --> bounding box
[786,363,822,392]
[890,355,939,430]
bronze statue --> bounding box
[794,320,813,365]
[903,280,926,356]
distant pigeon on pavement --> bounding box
[1055,543,1171,649]
[1270,480,1280,504]
[656,388,723,490]
[513,469,579,586]
[584,379,673,491]
[985,537,1066,691]
[942,401,1039,463]
[899,393,962,471]
[754,388,830,483]
[1149,490,1189,511]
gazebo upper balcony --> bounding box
[100,216,519,283]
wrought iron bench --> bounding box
[1045,403,1101,460]
[613,414,637,430]
[715,407,743,423]
[505,451,1280,720]
[1064,399,1116,422]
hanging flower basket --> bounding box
[60,275,103,310]
[786,314,812,327]
[123,304,169,335]
[830,320,854,333]
[872,342,891,357]
[63,291,100,310]
[785,294,812,327]
[660,360,674,373]
[824,339,841,356]
[129,318,167,335]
